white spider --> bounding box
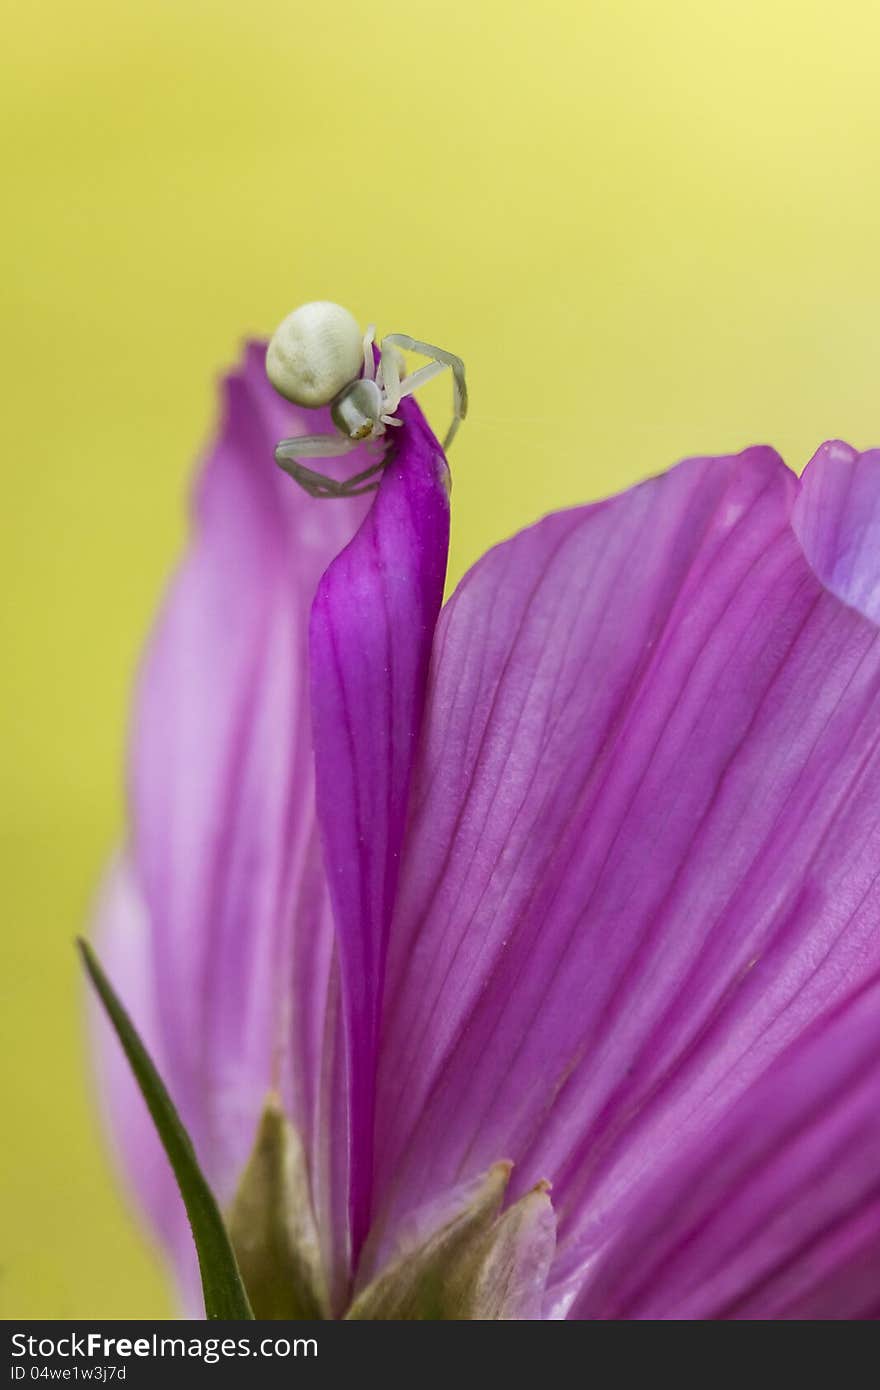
[265,301,467,498]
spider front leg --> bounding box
[274,433,389,498]
[381,334,468,450]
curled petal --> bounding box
[309,397,450,1255]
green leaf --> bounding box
[78,937,254,1320]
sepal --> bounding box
[228,1097,329,1319]
[347,1163,555,1319]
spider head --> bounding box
[331,377,385,442]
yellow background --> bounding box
[2,0,879,1317]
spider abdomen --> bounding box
[265,301,363,408]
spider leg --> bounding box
[274,433,389,499]
[397,360,447,401]
[382,333,468,450]
[376,342,407,413]
[362,324,377,381]
[377,355,443,424]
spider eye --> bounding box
[266,301,362,408]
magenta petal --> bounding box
[309,397,450,1255]
[573,972,880,1319]
[793,440,880,622]
[370,446,880,1310]
[94,344,368,1293]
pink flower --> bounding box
[93,344,880,1318]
